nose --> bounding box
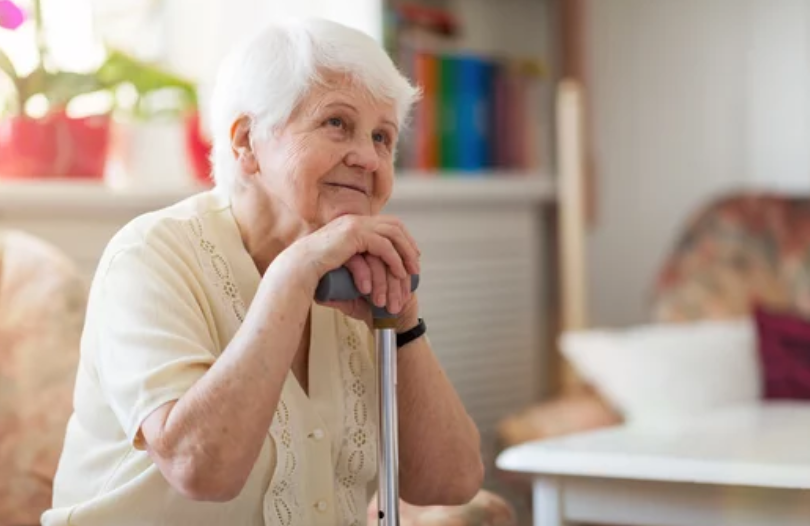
[345,135,380,173]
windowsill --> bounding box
[0,171,556,218]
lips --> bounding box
[325,182,369,196]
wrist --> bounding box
[395,318,426,349]
[264,245,318,298]
[395,296,420,333]
[276,242,321,292]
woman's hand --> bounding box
[285,214,421,323]
[325,253,419,328]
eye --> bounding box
[326,116,345,129]
[373,130,391,145]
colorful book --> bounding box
[455,55,489,172]
[413,50,439,170]
[394,47,544,174]
[437,54,458,171]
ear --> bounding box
[230,115,260,175]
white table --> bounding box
[496,402,810,526]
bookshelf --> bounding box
[393,171,554,203]
[384,0,555,181]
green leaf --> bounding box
[17,67,44,99]
[97,50,198,106]
[17,68,105,109]
[43,71,105,108]
[0,48,20,112]
[0,47,17,84]
[3,47,199,115]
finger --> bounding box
[345,254,372,295]
[399,222,422,259]
[363,234,407,279]
[366,255,388,308]
[339,216,408,279]
[377,215,421,257]
[386,268,403,314]
[375,220,419,267]
[375,224,420,276]
[400,275,411,304]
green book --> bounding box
[438,54,457,172]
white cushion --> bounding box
[560,318,761,425]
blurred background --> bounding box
[3,1,810,525]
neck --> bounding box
[230,183,310,275]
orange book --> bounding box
[414,51,439,171]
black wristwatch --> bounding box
[396,318,426,348]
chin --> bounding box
[326,201,372,220]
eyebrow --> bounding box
[323,101,399,133]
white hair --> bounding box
[208,17,420,190]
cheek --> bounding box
[280,136,344,210]
[284,135,342,178]
[374,164,395,210]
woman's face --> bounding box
[252,74,399,230]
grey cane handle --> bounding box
[315,266,420,319]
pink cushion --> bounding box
[754,305,810,400]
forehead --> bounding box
[297,73,397,124]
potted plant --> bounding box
[0,0,115,180]
[98,50,213,189]
[0,0,212,183]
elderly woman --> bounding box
[42,16,484,526]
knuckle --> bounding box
[344,217,360,233]
[345,255,362,269]
[338,215,362,233]
[379,214,400,227]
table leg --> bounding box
[532,476,566,526]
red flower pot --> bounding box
[0,111,111,180]
[184,111,213,186]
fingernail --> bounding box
[361,279,372,294]
[376,294,386,307]
[391,299,400,313]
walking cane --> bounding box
[316,266,420,526]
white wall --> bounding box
[746,0,810,191]
[162,0,384,84]
[584,0,810,326]
[157,0,386,136]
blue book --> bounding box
[480,58,497,169]
[455,55,489,173]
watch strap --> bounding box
[396,318,426,348]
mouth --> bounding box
[325,182,370,196]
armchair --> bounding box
[497,191,810,448]
[0,230,87,526]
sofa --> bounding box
[497,191,810,448]
[0,229,515,526]
[0,230,86,526]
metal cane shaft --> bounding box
[315,266,419,526]
[376,326,399,526]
